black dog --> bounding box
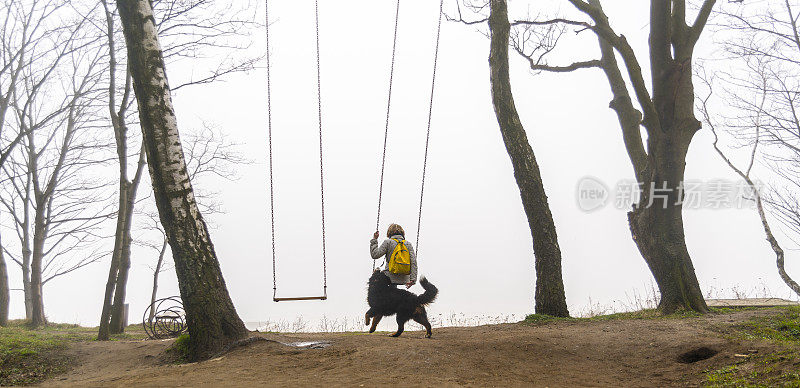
[365,270,438,338]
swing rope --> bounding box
[315,0,327,297]
[375,0,401,238]
[266,0,276,297]
[374,0,401,271]
[375,0,444,268]
[415,0,444,254]
[266,0,327,301]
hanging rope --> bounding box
[315,0,327,296]
[415,0,444,255]
[266,0,327,301]
[374,0,401,270]
[265,0,276,297]
[375,0,444,270]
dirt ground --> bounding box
[37,309,796,387]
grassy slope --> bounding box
[525,307,800,387]
[0,320,146,386]
[705,306,800,387]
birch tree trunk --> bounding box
[116,0,248,360]
[488,0,569,317]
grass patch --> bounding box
[522,308,702,325]
[710,306,762,314]
[704,351,800,387]
[733,306,800,344]
[586,309,702,321]
[522,314,572,325]
[162,333,191,364]
[705,365,749,387]
[0,320,147,385]
[0,321,76,386]
[704,307,800,387]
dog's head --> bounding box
[368,269,392,287]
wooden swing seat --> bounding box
[273,296,327,302]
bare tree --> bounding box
[452,0,716,313]
[0,0,79,327]
[452,0,717,313]
[151,0,261,91]
[0,8,111,326]
[700,74,800,297]
[95,0,144,339]
[700,0,800,296]
[572,0,717,313]
[96,0,257,339]
[116,0,248,360]
[481,0,569,317]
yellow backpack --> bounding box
[387,238,411,275]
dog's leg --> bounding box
[390,315,408,337]
[369,315,383,333]
[412,307,433,338]
[365,307,379,326]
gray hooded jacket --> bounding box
[369,234,418,285]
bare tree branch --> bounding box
[689,0,717,45]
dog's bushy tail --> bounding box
[417,277,438,306]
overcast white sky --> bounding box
[5,0,799,331]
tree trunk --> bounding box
[98,182,128,340]
[22,259,31,319]
[630,11,710,313]
[99,0,146,338]
[29,207,47,327]
[628,141,708,313]
[0,232,9,326]
[22,224,32,320]
[117,0,248,361]
[110,177,140,334]
[149,238,168,322]
[488,0,569,317]
[583,0,712,314]
[107,152,145,335]
[109,215,132,333]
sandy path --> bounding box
[39,310,781,387]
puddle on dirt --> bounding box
[283,341,331,349]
